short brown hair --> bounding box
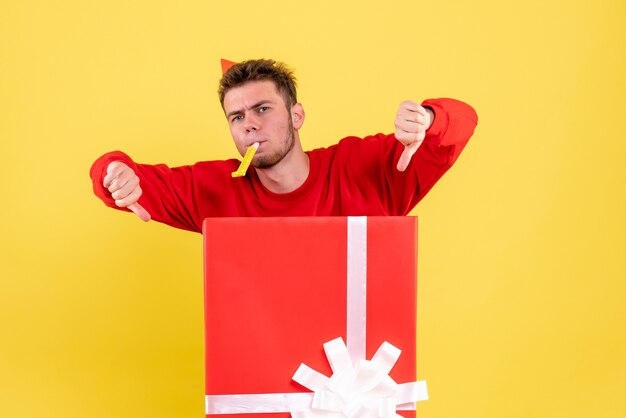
[218,59,298,109]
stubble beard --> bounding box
[252,117,295,169]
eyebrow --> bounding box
[226,100,273,119]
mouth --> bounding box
[248,140,264,149]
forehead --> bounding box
[223,80,285,111]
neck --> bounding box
[256,139,310,194]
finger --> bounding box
[114,185,142,208]
[103,174,114,188]
[396,110,428,128]
[397,142,420,172]
[103,169,120,189]
[106,174,128,194]
[400,101,427,117]
[410,111,428,124]
[412,104,427,117]
[108,170,136,195]
[395,117,427,135]
[110,176,139,200]
[103,162,126,188]
[400,100,421,112]
[128,203,151,222]
[395,129,416,144]
[395,128,426,145]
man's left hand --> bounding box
[394,100,434,172]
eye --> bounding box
[259,106,270,113]
[231,115,243,122]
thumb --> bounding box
[128,203,151,222]
[396,142,420,172]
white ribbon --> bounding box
[205,217,427,416]
[292,338,428,418]
[346,217,368,364]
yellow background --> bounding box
[1,1,624,417]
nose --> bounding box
[244,112,260,132]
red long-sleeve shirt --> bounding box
[90,98,478,233]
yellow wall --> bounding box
[1,1,624,417]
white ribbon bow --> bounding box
[292,337,428,418]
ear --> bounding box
[291,103,305,129]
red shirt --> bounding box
[90,98,478,233]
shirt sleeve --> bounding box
[89,151,205,232]
[354,97,478,215]
[402,97,477,212]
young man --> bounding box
[90,59,478,233]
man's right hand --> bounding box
[103,161,151,222]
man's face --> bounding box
[223,80,296,169]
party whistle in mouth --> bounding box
[231,142,259,177]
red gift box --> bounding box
[203,217,426,418]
